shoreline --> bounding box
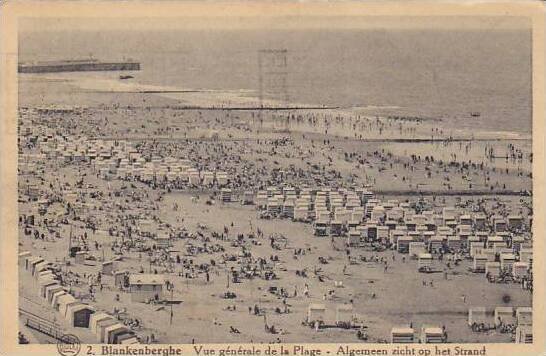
[20,73,532,142]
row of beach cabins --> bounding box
[467,306,532,343]
[306,303,447,343]
[22,131,231,188]
[18,251,141,344]
[21,132,534,283]
[251,186,532,279]
[305,303,532,343]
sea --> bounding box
[18,28,532,134]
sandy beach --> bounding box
[17,71,533,345]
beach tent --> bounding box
[507,215,523,230]
[36,270,55,282]
[267,200,281,215]
[468,307,488,326]
[45,284,65,303]
[255,192,268,208]
[512,262,529,279]
[102,261,117,276]
[103,323,128,344]
[111,329,135,344]
[487,236,505,249]
[459,215,473,225]
[364,223,379,240]
[408,231,422,241]
[418,254,433,270]
[420,326,444,343]
[428,236,444,253]
[385,220,398,231]
[216,172,229,186]
[283,201,295,219]
[377,226,389,241]
[201,171,214,186]
[511,236,526,253]
[220,188,232,203]
[390,230,406,245]
[66,303,95,328]
[330,220,343,237]
[442,207,458,222]
[26,257,44,273]
[445,220,458,230]
[57,294,78,316]
[500,253,516,270]
[313,220,329,237]
[36,269,55,281]
[515,325,533,343]
[437,226,453,236]
[447,237,462,252]
[482,249,496,262]
[472,255,488,272]
[415,224,428,235]
[51,290,68,309]
[113,270,129,289]
[307,304,326,323]
[347,220,360,229]
[485,262,501,279]
[90,312,114,335]
[494,307,515,327]
[469,242,484,258]
[519,248,533,264]
[315,209,330,222]
[128,274,164,303]
[75,251,87,264]
[467,235,480,246]
[404,219,416,232]
[397,236,413,253]
[516,307,532,326]
[458,233,471,248]
[96,318,119,343]
[38,278,58,298]
[474,214,487,230]
[242,191,254,205]
[494,218,507,233]
[409,242,426,258]
[494,246,512,256]
[391,327,415,343]
[114,331,137,344]
[412,215,427,226]
[335,304,354,326]
[422,231,435,243]
[351,210,364,223]
[18,251,32,267]
[473,231,487,242]
[347,230,361,247]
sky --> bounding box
[19,15,531,33]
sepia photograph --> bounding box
[1,2,545,354]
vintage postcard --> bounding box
[0,1,545,356]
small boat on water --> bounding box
[470,112,481,117]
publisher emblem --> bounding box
[57,334,81,356]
